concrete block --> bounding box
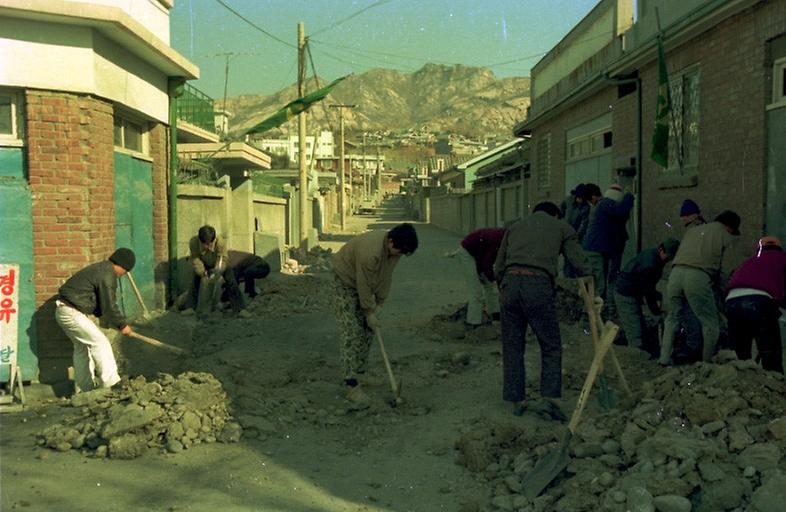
[307,228,319,251]
[254,231,285,272]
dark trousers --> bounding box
[192,267,245,312]
[726,295,783,373]
[235,257,271,296]
[500,274,562,402]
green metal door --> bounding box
[114,152,154,319]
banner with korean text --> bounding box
[0,264,19,370]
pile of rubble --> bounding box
[37,372,241,459]
[246,273,331,317]
[284,246,333,274]
[456,353,786,512]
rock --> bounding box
[166,439,184,453]
[751,472,786,512]
[766,418,786,440]
[504,475,522,493]
[70,388,111,407]
[108,434,146,459]
[728,427,754,452]
[511,495,530,509]
[452,352,471,365]
[621,423,647,458]
[696,477,747,512]
[598,472,615,487]
[218,422,242,443]
[653,495,691,512]
[737,443,782,471]
[627,486,655,512]
[701,421,726,435]
[491,495,514,511]
[743,466,757,478]
[602,439,621,454]
[574,443,604,458]
[611,490,627,503]
[95,445,108,458]
[697,462,725,482]
[101,403,163,439]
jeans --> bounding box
[661,266,719,364]
[585,250,621,319]
[55,301,120,392]
[500,274,561,402]
[726,295,783,373]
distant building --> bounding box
[252,130,335,167]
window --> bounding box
[666,67,700,173]
[536,134,551,190]
[0,91,24,146]
[566,129,612,163]
[113,113,148,154]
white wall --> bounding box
[0,18,170,122]
[68,0,171,42]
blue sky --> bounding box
[170,0,600,98]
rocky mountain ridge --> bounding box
[223,63,530,138]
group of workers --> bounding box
[55,225,270,393]
[54,196,783,420]
[453,187,785,416]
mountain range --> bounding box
[223,64,530,139]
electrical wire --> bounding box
[311,0,394,37]
[213,0,296,49]
[305,41,336,132]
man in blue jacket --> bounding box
[582,183,634,319]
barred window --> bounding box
[536,133,551,190]
[0,90,24,146]
[667,68,700,173]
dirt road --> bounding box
[1,207,531,512]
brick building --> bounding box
[515,0,786,257]
[0,0,198,385]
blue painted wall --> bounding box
[0,147,36,381]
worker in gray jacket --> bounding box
[494,202,587,416]
[55,248,135,392]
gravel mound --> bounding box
[37,372,240,459]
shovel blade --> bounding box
[521,434,572,499]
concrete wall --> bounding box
[71,0,172,41]
[0,18,170,122]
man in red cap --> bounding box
[724,236,786,373]
[55,248,135,392]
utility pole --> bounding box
[297,22,308,248]
[362,132,367,198]
[375,141,381,197]
[329,104,355,231]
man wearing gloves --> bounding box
[331,223,418,401]
[55,248,135,392]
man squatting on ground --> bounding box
[660,211,744,365]
[493,202,587,416]
[613,238,680,357]
[457,228,505,327]
[724,236,786,373]
[55,248,136,392]
[331,223,418,401]
[189,225,245,313]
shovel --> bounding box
[126,271,151,320]
[521,321,620,499]
[127,331,189,355]
[374,327,403,407]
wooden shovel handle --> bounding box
[128,331,188,355]
[568,322,619,433]
[126,271,151,317]
[374,328,400,399]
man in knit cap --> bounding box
[724,236,786,373]
[55,248,135,392]
[660,211,745,364]
[679,199,705,230]
[582,183,634,318]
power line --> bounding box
[213,0,296,49]
[305,41,335,132]
[309,43,418,73]
[311,0,394,37]
[311,38,456,67]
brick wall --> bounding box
[635,1,786,252]
[26,91,117,383]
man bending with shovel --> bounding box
[331,223,418,403]
[494,202,587,417]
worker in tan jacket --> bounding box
[331,223,418,402]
